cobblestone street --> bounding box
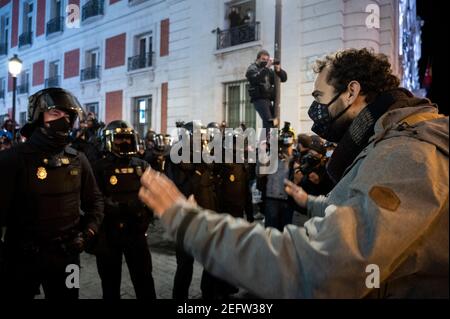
[34,211,305,299]
[77,219,204,299]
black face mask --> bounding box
[42,117,72,141]
[259,61,268,68]
[308,91,352,142]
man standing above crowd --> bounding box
[246,50,287,140]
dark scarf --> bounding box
[29,127,68,154]
[326,88,416,184]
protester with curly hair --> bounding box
[138,48,448,298]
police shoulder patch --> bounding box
[369,185,401,211]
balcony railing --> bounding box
[0,90,5,99]
[45,76,60,88]
[16,82,29,94]
[0,42,7,55]
[82,0,105,21]
[216,22,260,50]
[128,52,153,71]
[46,16,64,36]
[19,31,33,48]
[80,66,101,81]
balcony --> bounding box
[216,22,260,50]
[80,66,101,81]
[128,52,153,72]
[19,31,33,48]
[16,82,29,95]
[46,16,64,36]
[0,42,7,56]
[45,76,60,88]
[0,90,5,99]
[82,0,105,22]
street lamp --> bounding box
[8,54,22,142]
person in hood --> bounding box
[0,88,104,299]
[138,48,448,298]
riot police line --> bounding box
[0,87,334,299]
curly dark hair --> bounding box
[313,48,400,103]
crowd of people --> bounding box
[0,91,333,300]
[0,47,448,299]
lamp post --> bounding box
[8,54,23,142]
[274,0,282,128]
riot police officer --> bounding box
[144,133,170,172]
[70,118,103,163]
[91,120,156,300]
[165,121,225,299]
[0,88,104,299]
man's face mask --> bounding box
[308,90,352,142]
[283,136,293,146]
[113,136,135,155]
[43,116,72,139]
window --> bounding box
[0,15,9,55]
[217,0,259,49]
[223,80,256,129]
[47,0,64,35]
[17,71,30,94]
[19,1,33,47]
[0,77,5,99]
[50,0,62,18]
[128,33,153,71]
[82,0,105,22]
[81,49,100,81]
[46,60,60,87]
[84,102,99,118]
[19,111,27,126]
[132,96,152,138]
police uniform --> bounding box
[0,139,104,299]
[0,88,104,299]
[91,122,156,300]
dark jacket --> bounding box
[245,62,287,102]
[92,154,151,230]
[0,141,104,243]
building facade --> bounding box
[0,0,417,137]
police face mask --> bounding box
[308,91,352,142]
[43,116,72,139]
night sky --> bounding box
[416,0,448,115]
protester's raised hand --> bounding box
[139,168,187,217]
[284,179,308,208]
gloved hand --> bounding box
[71,229,95,253]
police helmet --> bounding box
[102,120,139,157]
[20,88,85,138]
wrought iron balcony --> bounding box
[46,16,64,36]
[82,0,105,21]
[128,52,153,71]
[0,42,7,56]
[45,76,60,88]
[16,82,29,94]
[19,31,33,48]
[216,22,260,50]
[80,66,101,81]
